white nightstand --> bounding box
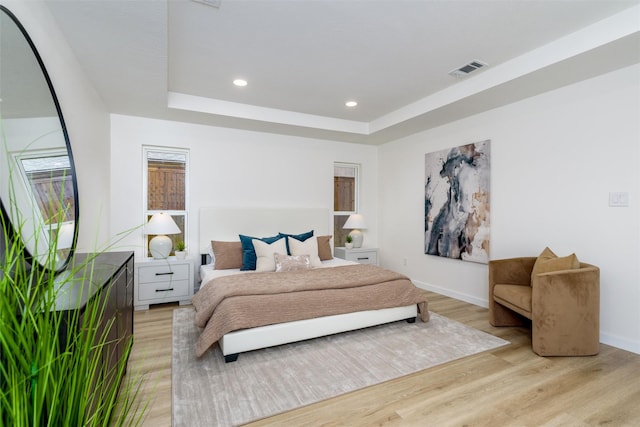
[134,257,195,310]
[334,247,379,266]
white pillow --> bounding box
[253,238,288,272]
[206,243,215,266]
[287,236,322,267]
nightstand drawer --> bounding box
[345,251,377,265]
[138,264,190,283]
[137,279,190,301]
[334,247,379,266]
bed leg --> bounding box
[224,353,239,363]
[406,317,416,324]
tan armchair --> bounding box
[489,256,600,356]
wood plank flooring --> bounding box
[126,291,640,426]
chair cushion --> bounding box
[493,284,532,318]
[531,247,580,283]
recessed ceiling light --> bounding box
[233,79,247,87]
[345,101,358,107]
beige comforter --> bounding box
[191,264,429,357]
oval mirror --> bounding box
[0,6,78,273]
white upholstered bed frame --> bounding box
[198,207,417,362]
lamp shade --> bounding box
[144,212,181,235]
[343,214,366,230]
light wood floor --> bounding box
[127,291,640,426]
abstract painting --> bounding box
[424,140,490,264]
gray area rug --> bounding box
[172,308,508,427]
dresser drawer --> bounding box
[137,279,190,301]
[138,264,190,283]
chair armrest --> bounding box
[532,265,600,308]
[488,257,535,327]
[489,257,536,288]
[531,265,600,356]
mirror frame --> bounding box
[0,5,79,274]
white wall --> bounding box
[379,64,640,354]
[2,1,112,252]
[109,115,378,259]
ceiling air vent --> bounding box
[449,60,488,78]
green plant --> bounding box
[345,235,353,244]
[0,198,148,426]
[175,241,186,251]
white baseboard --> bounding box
[412,279,488,308]
[600,332,640,355]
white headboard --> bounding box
[199,207,331,255]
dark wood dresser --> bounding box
[54,251,134,386]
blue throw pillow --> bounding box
[239,234,283,270]
[278,230,314,254]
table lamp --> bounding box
[343,214,367,248]
[53,221,75,262]
[144,212,181,259]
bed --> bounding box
[193,207,429,362]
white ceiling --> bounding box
[45,0,640,144]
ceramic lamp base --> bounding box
[149,235,172,259]
[349,229,363,248]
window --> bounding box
[143,147,189,257]
[15,149,75,255]
[333,162,359,246]
[18,151,74,226]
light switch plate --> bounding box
[609,192,629,207]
